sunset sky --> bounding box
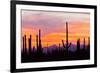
[21,10,90,48]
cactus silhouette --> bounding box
[24,35,27,53]
[28,35,32,54]
[36,34,39,50]
[66,22,71,50]
[39,29,42,50]
[87,37,90,48]
[59,43,61,49]
[60,22,72,56]
[77,38,80,56]
[83,38,85,49]
[87,37,90,57]
[61,22,72,55]
[36,29,43,54]
[22,36,25,53]
[62,40,66,48]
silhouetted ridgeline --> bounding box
[21,22,90,63]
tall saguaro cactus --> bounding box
[39,29,42,50]
[36,29,42,54]
[24,35,27,53]
[66,22,71,52]
[36,34,39,50]
[23,36,25,53]
[61,22,71,55]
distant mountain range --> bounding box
[42,44,87,53]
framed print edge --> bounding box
[10,1,16,72]
[10,0,97,73]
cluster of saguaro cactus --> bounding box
[76,37,90,50]
[22,35,27,53]
[76,37,90,58]
[36,29,43,54]
[22,34,32,55]
[22,29,43,55]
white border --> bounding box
[16,4,94,69]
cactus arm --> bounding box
[62,40,66,48]
[67,42,72,49]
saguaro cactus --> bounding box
[36,29,42,54]
[28,35,32,54]
[61,22,71,55]
[87,37,90,49]
[59,43,61,49]
[77,38,80,56]
[83,38,86,49]
[39,29,42,50]
[66,22,71,49]
[87,37,90,57]
[22,36,25,53]
[24,35,27,53]
[36,34,39,50]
